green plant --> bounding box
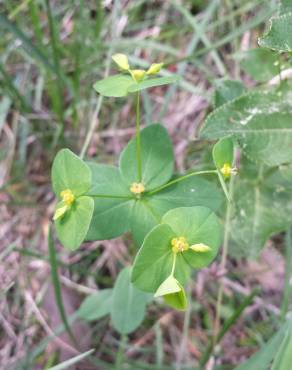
[50,1,292,364]
[51,54,235,318]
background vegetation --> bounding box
[0,0,291,369]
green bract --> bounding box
[93,53,179,97]
[212,137,234,170]
[51,149,94,250]
[94,74,179,97]
[131,206,222,309]
[86,124,223,246]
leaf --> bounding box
[271,324,292,370]
[131,224,189,293]
[93,74,134,97]
[214,79,246,108]
[200,90,292,166]
[86,163,133,240]
[131,224,175,292]
[130,176,223,246]
[52,149,91,197]
[163,286,187,310]
[154,275,181,297]
[77,289,112,321]
[48,226,76,344]
[47,349,94,370]
[162,207,222,268]
[55,196,94,250]
[234,320,290,370]
[86,162,223,246]
[0,13,56,75]
[127,76,179,93]
[230,175,292,258]
[212,137,234,169]
[155,275,187,311]
[111,267,150,334]
[234,49,278,82]
[258,13,292,52]
[119,124,174,191]
[280,0,292,14]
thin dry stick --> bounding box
[24,291,79,356]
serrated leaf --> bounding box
[200,90,292,166]
[162,207,222,268]
[111,267,150,334]
[259,13,292,52]
[234,49,278,82]
[55,196,94,250]
[127,76,179,93]
[230,175,292,258]
[214,79,246,108]
[119,124,174,191]
[93,74,134,97]
[52,149,91,197]
[77,289,112,321]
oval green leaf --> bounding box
[55,195,94,250]
[52,149,91,197]
[93,74,134,97]
[127,76,179,93]
[77,289,112,321]
[119,124,174,191]
[162,207,222,268]
[111,267,150,334]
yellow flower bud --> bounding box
[146,63,163,75]
[130,69,146,82]
[112,53,130,71]
[220,163,237,178]
[130,182,145,195]
[189,243,211,253]
[60,189,75,206]
[171,236,189,253]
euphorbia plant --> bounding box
[51,54,236,318]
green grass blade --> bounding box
[47,349,94,370]
[0,12,55,74]
[200,288,259,367]
[48,225,77,346]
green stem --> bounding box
[135,92,142,182]
[89,194,133,200]
[148,170,217,196]
[170,253,177,276]
[212,173,235,348]
[217,170,231,202]
[115,334,127,370]
[280,228,292,321]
